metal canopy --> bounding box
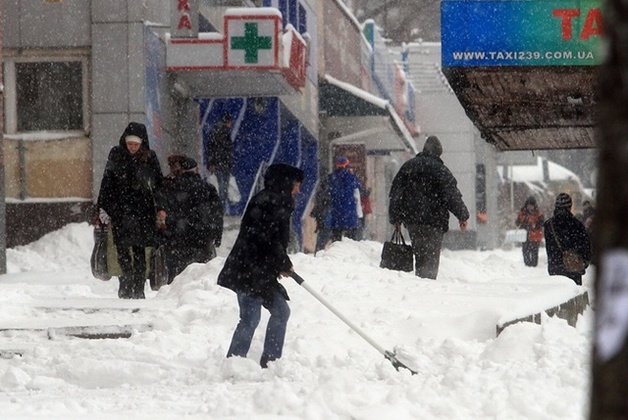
[319,77,418,153]
[442,66,599,150]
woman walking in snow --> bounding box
[97,122,164,299]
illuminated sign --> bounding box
[441,0,604,66]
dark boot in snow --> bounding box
[132,273,146,299]
[118,275,133,299]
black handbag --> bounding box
[90,223,111,281]
[149,245,169,291]
[380,228,414,272]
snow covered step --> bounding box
[0,323,153,340]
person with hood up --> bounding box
[388,135,469,279]
[543,193,591,286]
[515,196,545,267]
[161,157,223,283]
[97,122,164,299]
[218,163,304,368]
[327,156,362,242]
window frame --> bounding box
[3,50,90,137]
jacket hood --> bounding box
[417,151,443,163]
[524,196,538,208]
[119,122,150,149]
[264,163,304,195]
[423,135,443,157]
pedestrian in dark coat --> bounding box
[327,156,362,242]
[310,177,332,254]
[97,122,164,299]
[544,193,591,286]
[388,135,469,279]
[218,163,304,368]
[162,157,223,283]
[204,113,234,206]
[515,196,545,267]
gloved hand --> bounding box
[99,209,111,225]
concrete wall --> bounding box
[406,42,501,249]
[3,137,92,198]
[91,1,170,196]
[1,0,91,48]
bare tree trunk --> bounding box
[590,0,628,418]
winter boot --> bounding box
[118,275,133,299]
[131,273,146,299]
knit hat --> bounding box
[167,154,186,167]
[119,122,149,148]
[125,135,142,144]
[336,156,350,168]
[555,193,572,209]
[423,135,443,157]
[180,157,198,171]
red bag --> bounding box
[361,195,372,215]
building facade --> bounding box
[1,0,443,251]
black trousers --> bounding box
[331,228,358,242]
[522,241,540,267]
[406,224,444,280]
[116,244,147,279]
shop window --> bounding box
[16,61,83,131]
[4,56,88,135]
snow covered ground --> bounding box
[0,222,593,419]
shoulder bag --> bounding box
[549,221,586,273]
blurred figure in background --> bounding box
[204,113,234,208]
[544,193,591,286]
[310,178,332,254]
[327,156,362,242]
[515,196,545,267]
[161,157,223,283]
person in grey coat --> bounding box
[388,135,469,279]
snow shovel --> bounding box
[290,272,417,375]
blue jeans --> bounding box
[226,290,291,367]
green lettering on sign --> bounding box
[231,22,272,64]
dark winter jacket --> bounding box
[217,163,304,303]
[310,179,331,232]
[161,171,224,250]
[327,168,361,229]
[388,151,469,232]
[97,122,163,248]
[204,118,233,172]
[544,208,591,276]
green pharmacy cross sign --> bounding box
[231,22,272,64]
